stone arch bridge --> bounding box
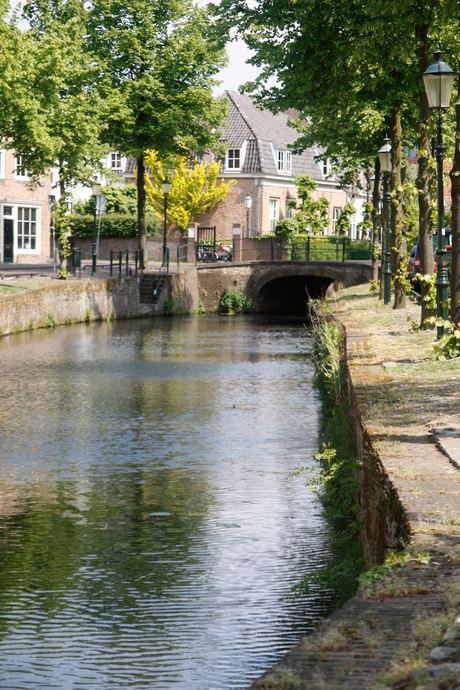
[196,260,372,314]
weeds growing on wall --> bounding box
[219,286,254,314]
[294,306,365,606]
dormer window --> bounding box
[322,159,332,178]
[227,148,241,170]
[276,150,292,174]
[111,152,122,170]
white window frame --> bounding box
[332,207,341,234]
[17,206,40,254]
[269,198,280,233]
[111,152,123,170]
[322,159,332,178]
[15,155,29,180]
[226,148,241,171]
[274,146,292,174]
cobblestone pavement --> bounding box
[250,286,460,690]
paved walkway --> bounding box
[251,286,460,690]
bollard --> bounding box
[110,249,113,277]
[118,250,122,278]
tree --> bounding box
[335,203,357,236]
[215,0,460,316]
[144,149,235,234]
[294,176,330,234]
[87,0,227,259]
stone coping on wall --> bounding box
[249,285,460,689]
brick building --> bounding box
[196,91,366,238]
[0,149,51,264]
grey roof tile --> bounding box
[219,91,326,181]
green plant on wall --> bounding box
[219,286,254,314]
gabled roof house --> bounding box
[197,91,365,238]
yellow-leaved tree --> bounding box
[144,149,235,234]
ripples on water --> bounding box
[0,316,333,689]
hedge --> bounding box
[70,213,159,239]
[290,234,372,261]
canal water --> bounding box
[0,316,333,689]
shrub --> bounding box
[219,286,254,314]
[274,218,297,241]
[70,213,158,239]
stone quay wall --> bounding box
[0,277,153,336]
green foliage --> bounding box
[434,323,460,360]
[274,218,297,241]
[164,298,174,316]
[393,250,411,295]
[71,213,158,239]
[74,185,144,216]
[360,201,373,238]
[358,550,431,589]
[370,279,378,293]
[419,273,437,312]
[295,175,330,235]
[198,299,206,315]
[219,286,254,314]
[335,203,356,236]
[293,318,365,605]
[144,149,235,233]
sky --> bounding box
[214,39,261,94]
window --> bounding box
[111,152,122,170]
[227,149,241,170]
[332,207,341,234]
[18,207,37,251]
[277,150,292,174]
[16,155,28,178]
[322,159,332,177]
[269,198,280,233]
[3,206,12,217]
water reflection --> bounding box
[0,316,332,689]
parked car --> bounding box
[408,244,417,280]
[408,230,452,288]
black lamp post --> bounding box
[244,194,252,238]
[162,176,171,264]
[378,135,392,304]
[423,46,455,338]
[91,184,106,276]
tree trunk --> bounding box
[59,162,67,273]
[390,107,406,309]
[372,156,381,285]
[380,183,386,300]
[416,22,435,328]
[137,154,147,263]
[451,80,460,324]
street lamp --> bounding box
[423,46,455,338]
[378,135,392,304]
[244,194,252,238]
[91,183,106,276]
[48,195,56,278]
[162,176,171,264]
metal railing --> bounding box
[109,249,144,278]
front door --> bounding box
[3,219,13,262]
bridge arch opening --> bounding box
[256,275,334,315]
